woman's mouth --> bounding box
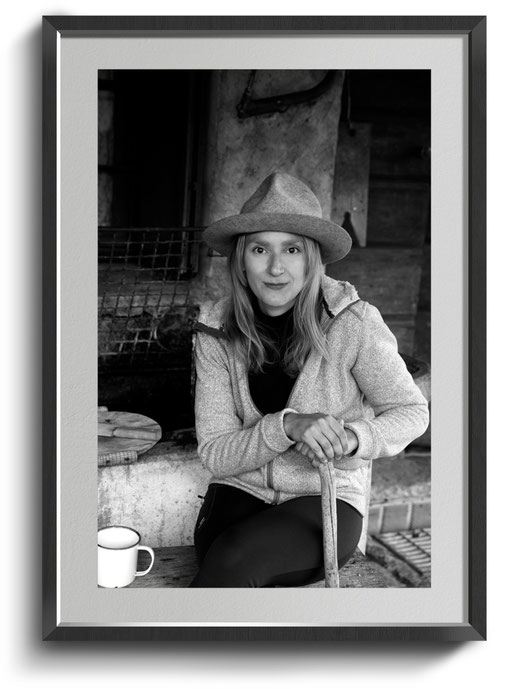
[264,283,289,290]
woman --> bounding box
[190,172,429,588]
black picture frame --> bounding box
[42,15,486,641]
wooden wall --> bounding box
[328,70,430,358]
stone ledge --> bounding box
[98,441,431,547]
[371,452,431,503]
[98,444,210,548]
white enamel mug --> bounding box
[98,525,154,588]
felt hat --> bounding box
[203,172,352,264]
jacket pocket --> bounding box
[334,465,369,496]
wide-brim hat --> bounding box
[203,172,352,264]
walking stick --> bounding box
[317,462,339,588]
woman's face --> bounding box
[243,231,307,316]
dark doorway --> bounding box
[98,70,209,433]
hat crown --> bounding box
[240,172,323,218]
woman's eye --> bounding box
[252,246,265,254]
[287,246,301,254]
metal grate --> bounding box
[373,528,431,575]
[98,227,203,369]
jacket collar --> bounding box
[195,274,359,336]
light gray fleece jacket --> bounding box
[193,275,429,552]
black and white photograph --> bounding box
[40,16,486,641]
[97,68,432,589]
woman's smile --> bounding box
[243,231,307,316]
[263,282,289,290]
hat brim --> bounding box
[203,212,352,264]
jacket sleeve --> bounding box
[193,331,296,478]
[343,304,429,460]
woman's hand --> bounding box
[295,432,359,467]
[283,412,358,464]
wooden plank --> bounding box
[369,120,430,180]
[384,316,416,356]
[306,549,395,588]
[331,122,372,247]
[128,546,198,588]
[327,246,423,316]
[127,546,393,589]
[367,180,430,246]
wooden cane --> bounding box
[317,462,339,588]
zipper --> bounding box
[266,461,280,504]
[241,366,280,502]
[284,298,360,410]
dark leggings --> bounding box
[189,484,363,588]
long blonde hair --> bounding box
[223,234,329,374]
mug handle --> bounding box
[135,545,155,577]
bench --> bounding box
[126,546,397,588]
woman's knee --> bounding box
[194,527,259,586]
[210,529,249,572]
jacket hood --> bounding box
[320,274,360,317]
[196,275,360,335]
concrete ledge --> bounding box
[98,441,210,548]
[98,440,431,548]
[371,452,431,503]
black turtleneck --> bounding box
[248,304,297,414]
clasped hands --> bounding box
[283,412,358,468]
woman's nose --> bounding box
[268,255,285,275]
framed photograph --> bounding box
[43,16,486,640]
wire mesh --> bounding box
[98,227,203,369]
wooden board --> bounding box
[367,180,430,247]
[98,410,162,463]
[127,547,394,589]
[327,246,423,316]
[331,122,372,248]
[128,546,199,588]
[383,316,416,356]
[369,120,430,180]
